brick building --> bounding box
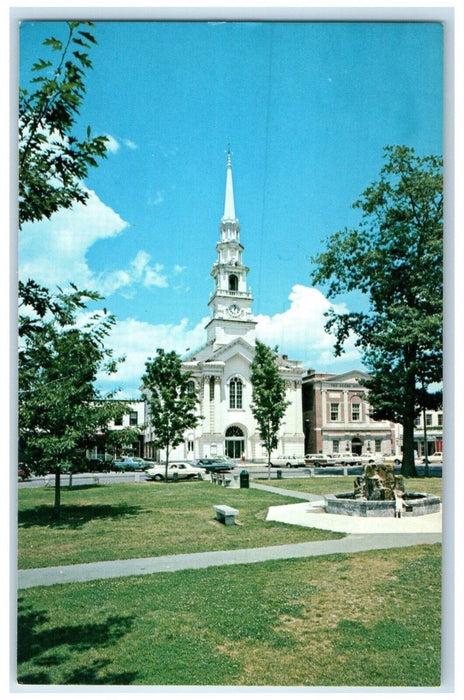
[302,369,400,457]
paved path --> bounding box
[250,481,321,501]
[17,483,442,590]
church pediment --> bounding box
[326,369,371,385]
[211,337,255,364]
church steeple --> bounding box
[205,149,256,348]
[223,147,236,221]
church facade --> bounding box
[160,151,305,462]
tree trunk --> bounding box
[53,467,61,520]
[401,363,418,478]
[422,404,430,477]
[164,443,170,483]
[401,413,417,477]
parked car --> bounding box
[84,457,114,473]
[304,454,335,467]
[120,456,155,469]
[422,452,443,464]
[383,454,402,467]
[113,457,147,472]
[191,457,235,473]
[145,462,206,481]
[329,453,361,466]
[269,455,306,468]
[359,453,384,465]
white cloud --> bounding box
[104,134,138,153]
[104,134,121,153]
[147,190,165,206]
[95,315,208,397]
[19,189,174,296]
[123,139,138,150]
[19,188,128,289]
[255,284,362,370]
[129,251,168,289]
[94,285,363,398]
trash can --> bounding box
[173,472,179,482]
[240,469,249,489]
[276,469,282,479]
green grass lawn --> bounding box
[17,544,442,687]
[268,476,443,500]
[18,481,344,569]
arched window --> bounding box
[229,274,238,291]
[187,380,196,395]
[226,426,244,437]
[229,377,243,409]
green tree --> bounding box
[19,20,107,227]
[17,22,126,510]
[102,426,141,459]
[141,349,201,482]
[250,341,290,479]
[19,285,127,518]
[312,145,443,477]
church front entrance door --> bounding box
[225,425,245,459]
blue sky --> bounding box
[18,20,444,397]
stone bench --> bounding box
[211,473,235,487]
[213,504,239,525]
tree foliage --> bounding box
[17,22,126,516]
[101,426,141,458]
[19,20,107,227]
[312,145,443,476]
[141,349,201,481]
[250,341,290,477]
[19,285,127,516]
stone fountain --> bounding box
[324,463,440,517]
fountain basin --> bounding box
[324,492,441,517]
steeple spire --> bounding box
[223,145,236,221]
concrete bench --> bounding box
[213,504,239,525]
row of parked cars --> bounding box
[269,453,389,468]
[18,455,236,482]
[144,457,236,481]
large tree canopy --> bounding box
[312,145,443,476]
[19,20,107,228]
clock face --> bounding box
[228,303,241,317]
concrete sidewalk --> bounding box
[266,500,442,534]
[17,531,441,590]
[17,482,442,590]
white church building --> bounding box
[147,151,305,462]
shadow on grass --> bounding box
[18,503,144,529]
[17,597,137,685]
[62,483,106,491]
